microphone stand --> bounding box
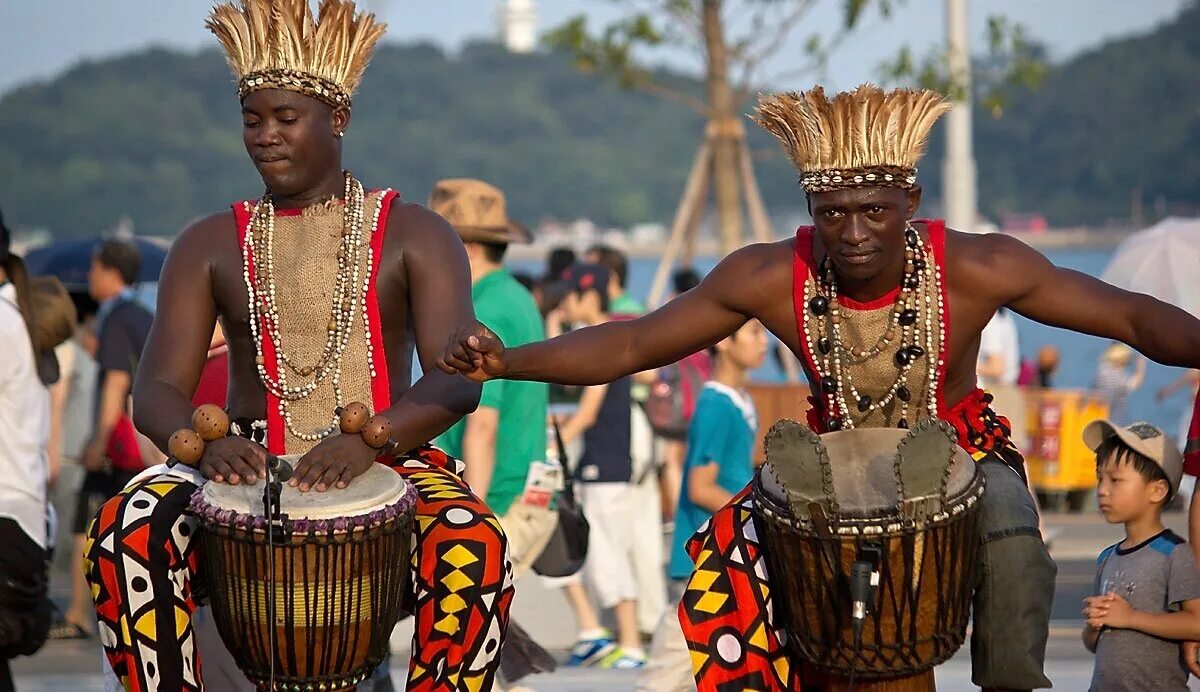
[262,454,292,690]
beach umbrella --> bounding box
[22,236,170,291]
[1101,217,1200,317]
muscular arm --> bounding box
[131,216,221,451]
[958,233,1200,370]
[376,205,482,451]
[502,244,779,385]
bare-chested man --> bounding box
[441,85,1200,691]
[83,3,511,691]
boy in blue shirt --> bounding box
[1082,420,1200,691]
[640,320,768,691]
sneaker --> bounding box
[599,647,646,669]
[564,631,616,667]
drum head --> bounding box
[759,425,977,512]
[200,460,406,520]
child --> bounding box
[638,319,768,692]
[1082,419,1200,691]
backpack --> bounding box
[643,353,711,440]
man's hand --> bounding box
[1084,593,1135,630]
[82,438,109,472]
[438,322,508,383]
[290,433,377,493]
[200,436,268,486]
[1183,641,1200,677]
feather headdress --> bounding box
[753,84,951,194]
[206,0,387,108]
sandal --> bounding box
[48,619,90,640]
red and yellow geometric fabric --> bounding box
[84,445,513,692]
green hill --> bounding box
[0,41,752,237]
[1,4,1197,237]
[932,1,1200,226]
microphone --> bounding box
[267,454,293,482]
[850,559,873,629]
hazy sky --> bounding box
[0,1,1188,95]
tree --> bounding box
[546,0,902,302]
[546,0,1041,302]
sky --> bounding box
[0,1,1189,95]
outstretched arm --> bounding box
[444,243,784,386]
[961,233,1200,370]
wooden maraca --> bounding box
[361,415,393,449]
[192,404,230,442]
[337,402,371,434]
[168,429,205,466]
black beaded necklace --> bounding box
[803,224,943,431]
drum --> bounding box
[191,461,417,692]
[753,420,985,691]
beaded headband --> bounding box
[753,85,951,194]
[238,69,350,109]
[207,0,387,109]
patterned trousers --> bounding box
[84,445,514,692]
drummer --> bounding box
[440,84,1200,692]
[82,2,512,691]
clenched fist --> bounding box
[438,322,509,383]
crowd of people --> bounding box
[4,196,1200,692]
[6,3,1200,692]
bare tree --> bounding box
[546,1,1041,281]
[546,1,900,265]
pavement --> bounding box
[12,509,1199,691]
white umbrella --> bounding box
[1101,217,1200,317]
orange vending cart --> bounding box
[1023,388,1109,512]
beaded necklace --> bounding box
[802,223,944,431]
[241,171,389,442]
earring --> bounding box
[336,131,345,138]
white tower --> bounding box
[498,0,537,54]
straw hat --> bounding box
[428,179,531,245]
[1103,342,1133,366]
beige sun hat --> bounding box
[1084,419,1183,495]
[428,178,532,245]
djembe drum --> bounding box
[753,420,985,692]
[191,461,416,692]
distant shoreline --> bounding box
[507,227,1129,261]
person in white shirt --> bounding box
[978,307,1021,388]
[0,213,53,691]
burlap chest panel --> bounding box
[253,191,384,455]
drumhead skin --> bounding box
[196,461,409,520]
[759,426,977,512]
